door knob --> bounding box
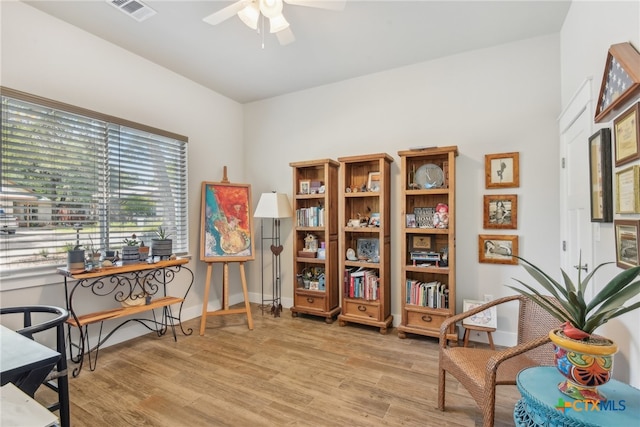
[573,263,588,272]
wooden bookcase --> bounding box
[337,153,393,334]
[289,159,340,322]
[397,146,458,342]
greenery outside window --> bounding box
[0,87,188,276]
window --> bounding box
[0,87,188,276]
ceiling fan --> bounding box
[203,0,346,45]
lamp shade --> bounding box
[254,192,293,219]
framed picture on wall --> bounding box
[485,152,520,188]
[588,128,613,222]
[614,220,640,269]
[615,165,640,214]
[613,102,640,166]
[483,194,517,229]
[478,234,518,265]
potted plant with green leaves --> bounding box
[151,226,172,260]
[121,233,140,265]
[508,256,640,401]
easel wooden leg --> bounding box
[239,262,254,330]
[199,262,253,335]
[199,263,214,336]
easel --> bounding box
[199,260,254,335]
[199,167,255,335]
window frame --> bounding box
[0,86,189,277]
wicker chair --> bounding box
[437,295,560,427]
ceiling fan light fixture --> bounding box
[237,2,260,29]
[259,0,283,18]
[269,14,290,33]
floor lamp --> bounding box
[253,192,292,317]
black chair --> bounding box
[0,305,70,427]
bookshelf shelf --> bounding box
[337,153,393,334]
[289,159,340,322]
[397,146,458,342]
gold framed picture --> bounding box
[478,234,518,265]
[483,194,517,229]
[614,219,640,270]
[615,165,640,214]
[613,102,640,167]
[485,152,520,188]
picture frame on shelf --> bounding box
[356,238,379,263]
[615,165,640,214]
[410,235,434,252]
[368,212,380,227]
[405,213,417,228]
[613,102,640,166]
[478,234,518,265]
[367,171,381,192]
[614,219,640,270]
[485,152,520,189]
[462,299,497,329]
[414,207,435,228]
[299,180,311,195]
[588,128,613,222]
[483,194,517,229]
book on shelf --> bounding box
[296,206,325,227]
[405,279,448,308]
[344,267,379,300]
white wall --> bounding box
[0,1,245,343]
[560,0,640,386]
[244,34,562,345]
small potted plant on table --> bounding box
[121,234,140,265]
[151,226,172,260]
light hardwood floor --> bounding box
[39,304,520,426]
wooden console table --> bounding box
[57,258,194,377]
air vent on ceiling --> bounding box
[107,0,156,22]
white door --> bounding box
[559,80,593,290]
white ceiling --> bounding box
[23,0,572,103]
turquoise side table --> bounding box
[515,366,640,427]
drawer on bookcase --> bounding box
[343,299,381,319]
[294,292,326,310]
[406,310,447,329]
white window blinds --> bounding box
[0,87,188,275]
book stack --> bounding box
[344,267,379,301]
[296,206,325,227]
[405,280,449,308]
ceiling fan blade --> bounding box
[283,0,346,11]
[276,27,296,45]
[203,0,252,26]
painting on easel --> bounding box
[200,181,255,262]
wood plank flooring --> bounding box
[38,304,521,426]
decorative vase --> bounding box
[139,245,150,261]
[121,246,140,265]
[67,249,85,270]
[549,328,618,402]
[151,238,172,259]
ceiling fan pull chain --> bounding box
[261,14,265,49]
